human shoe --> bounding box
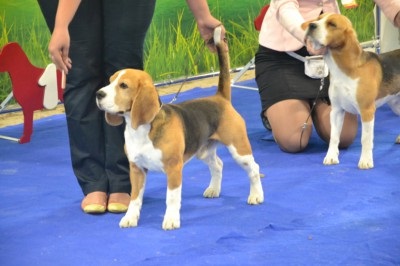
[81,191,107,214]
[107,193,131,213]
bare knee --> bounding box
[274,130,311,153]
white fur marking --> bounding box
[120,184,146,228]
[163,186,182,230]
[96,70,125,113]
[124,121,164,172]
[227,145,264,204]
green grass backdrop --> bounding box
[0,0,375,102]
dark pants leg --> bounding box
[37,0,155,195]
[102,0,155,193]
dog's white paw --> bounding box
[358,158,374,169]
[162,215,180,230]
[396,135,400,144]
[119,213,139,228]
[358,151,374,169]
[323,153,339,165]
[203,186,221,198]
[248,192,264,205]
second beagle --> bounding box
[303,13,400,169]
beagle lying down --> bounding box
[303,13,400,169]
[96,27,264,230]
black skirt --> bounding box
[255,45,329,113]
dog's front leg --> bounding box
[358,119,375,169]
[120,163,146,228]
[162,163,183,230]
[323,107,345,165]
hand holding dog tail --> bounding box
[214,26,231,101]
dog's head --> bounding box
[301,13,357,51]
[96,69,160,129]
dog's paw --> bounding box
[358,159,374,169]
[203,186,221,198]
[248,193,264,205]
[358,151,374,169]
[162,215,180,230]
[396,134,400,144]
[119,213,139,228]
[323,154,339,165]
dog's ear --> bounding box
[301,13,329,30]
[105,112,123,126]
[130,73,160,130]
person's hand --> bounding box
[394,11,400,28]
[48,27,72,74]
[305,36,327,55]
[196,16,227,53]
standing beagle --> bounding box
[96,27,264,230]
[303,13,400,169]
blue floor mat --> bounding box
[0,79,399,266]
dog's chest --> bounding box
[327,58,360,114]
[124,124,164,171]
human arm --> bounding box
[374,0,400,27]
[186,0,226,52]
[48,0,81,73]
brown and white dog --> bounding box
[302,13,400,169]
[95,27,264,230]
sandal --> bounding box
[108,193,131,213]
[81,191,107,214]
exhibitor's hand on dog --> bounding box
[48,27,72,74]
[305,36,327,55]
[198,18,228,53]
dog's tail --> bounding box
[214,26,231,101]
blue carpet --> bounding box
[0,79,399,266]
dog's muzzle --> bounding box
[96,90,106,100]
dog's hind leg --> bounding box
[227,140,264,205]
[386,97,400,144]
[197,141,223,198]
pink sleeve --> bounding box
[374,0,400,25]
[275,0,306,43]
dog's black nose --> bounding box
[96,90,106,100]
[309,23,317,31]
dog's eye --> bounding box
[327,21,337,28]
[120,82,128,89]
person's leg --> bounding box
[38,0,109,212]
[312,101,358,148]
[266,99,313,153]
[102,0,156,195]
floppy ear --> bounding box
[301,13,328,31]
[105,112,123,126]
[130,76,160,130]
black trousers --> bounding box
[38,0,156,195]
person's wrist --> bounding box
[394,12,400,28]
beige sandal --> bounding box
[107,193,131,213]
[81,191,107,214]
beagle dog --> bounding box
[302,13,400,169]
[96,27,264,230]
